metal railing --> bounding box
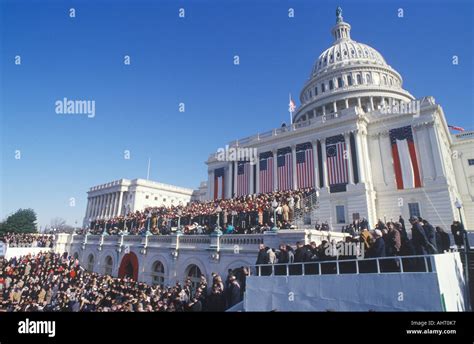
[253,254,436,277]
[293,190,319,228]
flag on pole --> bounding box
[237,161,250,197]
[259,152,274,193]
[389,126,422,190]
[214,168,225,200]
[296,143,315,188]
[289,95,296,113]
[289,94,296,125]
[277,147,293,191]
[326,136,349,186]
[448,125,465,132]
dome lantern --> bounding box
[332,6,351,42]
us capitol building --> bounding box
[83,9,474,230]
[205,9,474,230]
[62,9,472,306]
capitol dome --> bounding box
[294,8,414,123]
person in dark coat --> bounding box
[294,242,306,263]
[410,217,430,255]
[436,226,451,253]
[369,229,386,258]
[206,285,226,312]
[256,244,269,265]
[451,221,466,247]
[226,276,241,309]
[422,220,438,254]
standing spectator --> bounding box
[226,275,241,309]
[410,217,430,255]
[435,227,451,253]
[422,219,438,254]
[451,221,466,248]
[369,229,386,258]
[385,222,401,256]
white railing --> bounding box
[253,254,436,277]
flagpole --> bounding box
[289,93,293,125]
[147,158,151,180]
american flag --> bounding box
[289,96,296,113]
[237,161,250,196]
[259,152,273,193]
[326,136,348,185]
[448,124,465,132]
[277,148,293,191]
[214,167,225,200]
[296,144,314,188]
[389,125,422,189]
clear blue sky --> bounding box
[1,0,473,228]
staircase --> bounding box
[293,190,319,228]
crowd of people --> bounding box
[82,188,315,236]
[255,216,464,271]
[2,233,55,248]
[0,252,246,312]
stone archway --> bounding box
[118,252,139,280]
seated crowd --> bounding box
[81,188,316,236]
[2,233,55,248]
[0,252,246,312]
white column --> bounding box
[370,97,374,111]
[273,150,278,191]
[117,191,124,216]
[85,197,92,220]
[87,197,94,219]
[226,163,232,198]
[292,145,297,189]
[344,133,354,184]
[357,97,362,108]
[354,130,366,183]
[361,130,373,184]
[345,98,349,109]
[207,170,212,200]
[312,141,319,188]
[96,194,103,219]
[92,196,99,219]
[428,125,445,178]
[112,192,117,216]
[249,161,254,195]
[233,161,238,197]
[321,139,329,187]
[102,194,109,218]
[101,194,108,218]
[333,102,337,113]
[255,158,260,194]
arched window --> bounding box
[104,256,113,275]
[356,74,362,85]
[314,86,318,96]
[337,77,343,88]
[347,75,353,86]
[321,83,326,93]
[151,261,165,286]
[87,254,95,272]
[366,74,372,84]
[329,80,334,90]
[383,75,387,85]
[186,264,202,291]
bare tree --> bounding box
[49,217,75,233]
